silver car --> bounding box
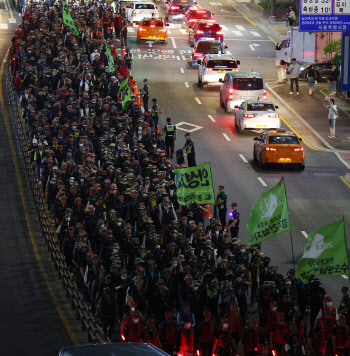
[190,40,227,67]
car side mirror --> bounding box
[275,105,279,109]
[190,44,194,47]
[234,105,239,109]
[275,44,279,50]
[197,60,201,64]
[299,137,303,141]
[224,46,228,49]
[253,137,259,141]
[236,60,240,65]
[166,23,170,26]
[219,78,223,83]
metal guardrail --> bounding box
[6,58,112,345]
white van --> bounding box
[219,71,266,112]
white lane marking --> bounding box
[251,31,261,37]
[232,30,243,36]
[222,133,231,141]
[239,154,248,163]
[217,2,223,5]
[220,25,229,31]
[208,115,216,122]
[301,231,308,239]
[0,24,8,29]
[176,55,180,60]
[168,29,172,34]
[9,18,16,23]
[184,82,189,87]
[209,1,218,5]
[257,177,267,186]
[235,25,245,31]
[182,55,186,60]
[128,28,135,33]
[195,97,202,104]
[167,23,176,28]
[3,60,7,62]
[180,68,184,73]
[179,29,187,34]
[145,40,153,47]
[171,37,177,48]
[249,44,255,51]
[342,275,349,279]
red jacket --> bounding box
[13,76,23,90]
[199,320,215,344]
[178,327,195,352]
[223,312,244,334]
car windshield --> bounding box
[191,10,212,19]
[269,136,299,144]
[233,78,264,90]
[135,3,155,9]
[196,42,222,52]
[207,60,237,69]
[247,103,275,111]
[142,20,163,26]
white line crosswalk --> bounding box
[251,31,261,37]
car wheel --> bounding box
[253,147,257,161]
[259,154,265,168]
[224,100,228,113]
[163,39,167,45]
[235,116,240,133]
[299,163,305,170]
[198,75,202,88]
[220,95,224,109]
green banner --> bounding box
[246,178,290,246]
[120,76,132,111]
[104,40,115,73]
[62,0,79,37]
[297,219,349,283]
[173,162,215,206]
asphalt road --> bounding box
[130,0,350,305]
[0,8,72,356]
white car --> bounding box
[234,100,280,132]
[198,54,240,87]
[127,2,159,24]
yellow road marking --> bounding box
[279,114,322,151]
[244,16,256,26]
[6,0,14,18]
[340,176,350,189]
[0,48,77,345]
[268,36,277,44]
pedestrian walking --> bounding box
[307,65,317,96]
[163,117,176,158]
[214,185,227,228]
[141,79,149,112]
[183,132,196,167]
[287,6,296,27]
[227,202,240,239]
[330,65,339,95]
[288,58,300,95]
[150,98,160,133]
[326,98,339,138]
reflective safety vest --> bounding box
[165,124,175,137]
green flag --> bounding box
[173,162,215,206]
[104,40,115,73]
[62,0,79,37]
[297,219,349,283]
[120,76,132,111]
[246,178,290,246]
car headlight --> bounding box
[300,65,307,71]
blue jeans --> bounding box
[331,80,337,93]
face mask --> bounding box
[272,307,277,312]
[72,126,76,130]
[152,144,156,148]
[133,319,139,323]
[121,275,127,280]
[167,164,171,168]
[327,302,332,306]
[155,246,160,250]
[117,222,122,226]
[240,249,245,253]
[174,262,177,266]
[79,143,83,147]
[185,323,191,328]
[223,323,229,329]
[131,307,135,311]
[193,286,198,291]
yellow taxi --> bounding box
[137,18,168,44]
[253,128,305,169]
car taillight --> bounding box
[150,24,155,27]
[189,19,197,22]
[229,88,233,94]
[266,147,277,151]
[197,30,204,34]
[171,5,179,9]
[133,10,141,14]
[217,30,223,34]
[139,28,146,31]
[229,95,233,99]
[243,114,256,118]
[268,114,279,118]
[232,68,239,71]
[205,68,212,71]
[160,28,167,31]
[263,89,267,100]
[208,19,215,22]
[197,10,206,13]
[293,147,304,151]
[193,53,202,56]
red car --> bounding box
[182,9,215,29]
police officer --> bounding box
[141,79,149,112]
[214,186,227,228]
[183,132,196,167]
[151,98,159,133]
[338,286,350,326]
[163,117,176,159]
[228,203,240,238]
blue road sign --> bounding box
[341,30,350,91]
[299,0,350,32]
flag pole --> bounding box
[280,177,296,271]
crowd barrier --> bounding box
[6,58,112,345]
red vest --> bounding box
[335,325,350,349]
[224,312,244,334]
[244,328,260,351]
[199,320,215,344]
[217,330,233,350]
[273,323,288,344]
[265,310,278,334]
[125,320,144,342]
[320,306,336,340]
[144,327,158,346]
[179,328,195,352]
[309,327,326,353]
[161,321,177,344]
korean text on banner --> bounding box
[120,76,132,111]
[246,178,290,246]
[104,40,115,73]
[297,219,349,283]
[173,163,215,206]
[62,0,79,37]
